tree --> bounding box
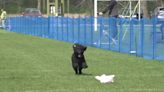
[37,0,41,10]
[160,0,164,7]
[141,1,149,18]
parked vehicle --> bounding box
[22,8,42,17]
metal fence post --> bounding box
[91,17,93,46]
[66,16,69,42]
[47,16,50,38]
[84,16,87,45]
[152,18,157,59]
[100,17,104,48]
[61,17,64,41]
[129,19,134,53]
[56,16,59,40]
[140,19,144,57]
[119,18,123,52]
[108,17,112,50]
[72,17,74,43]
[78,16,80,43]
[18,17,21,34]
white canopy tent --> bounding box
[93,0,154,31]
[94,0,141,31]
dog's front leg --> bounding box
[79,68,82,74]
[73,68,78,74]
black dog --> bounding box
[71,43,88,74]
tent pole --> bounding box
[94,0,98,31]
[138,0,141,20]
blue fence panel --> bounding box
[118,18,123,52]
[118,18,131,53]
[5,16,164,61]
[156,18,164,60]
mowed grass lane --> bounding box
[0,30,164,92]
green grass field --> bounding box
[0,30,164,92]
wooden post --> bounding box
[55,0,58,16]
[67,0,69,14]
[61,0,65,16]
[47,0,50,15]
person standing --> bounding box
[98,0,118,39]
[0,9,7,28]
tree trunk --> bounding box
[75,0,86,7]
[141,1,149,18]
[37,0,41,10]
[160,0,164,7]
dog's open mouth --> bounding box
[78,54,82,58]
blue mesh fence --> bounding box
[4,16,164,61]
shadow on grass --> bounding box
[76,73,93,76]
